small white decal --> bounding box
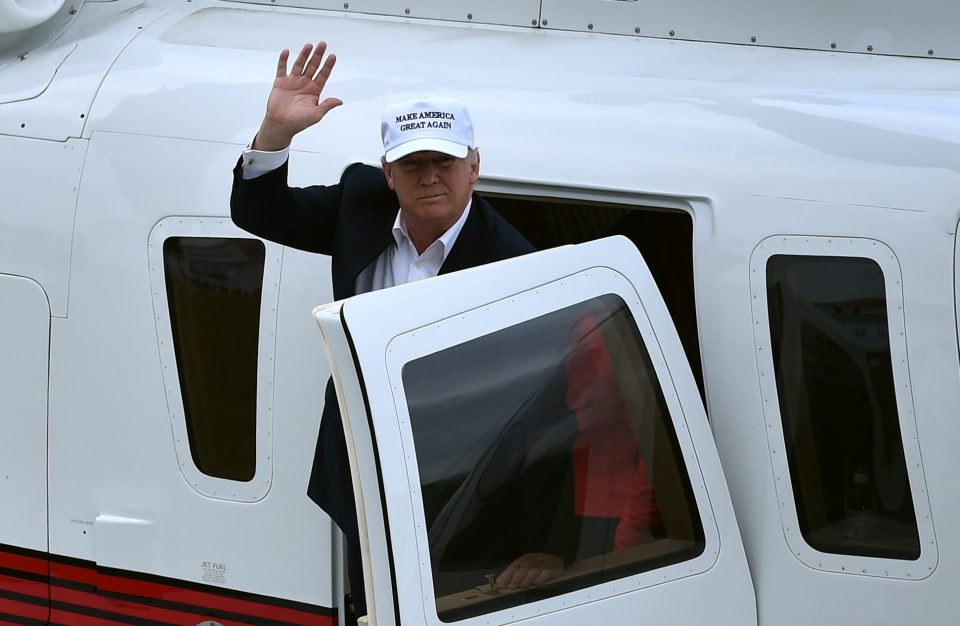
[201,560,227,585]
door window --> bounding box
[401,293,704,620]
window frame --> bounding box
[749,235,936,579]
[379,266,719,625]
[148,217,281,502]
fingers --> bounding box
[497,553,563,590]
[533,568,557,587]
[275,48,290,79]
[291,42,312,76]
[302,41,327,78]
[313,51,337,88]
[286,41,335,81]
[318,97,344,115]
[497,558,536,590]
[518,567,542,589]
[500,565,539,590]
[496,560,520,589]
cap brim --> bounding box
[384,138,469,163]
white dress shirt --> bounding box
[241,146,290,180]
[240,146,471,294]
[354,198,471,293]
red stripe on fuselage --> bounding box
[0,597,48,621]
[0,574,47,600]
[49,607,130,626]
[2,547,333,626]
[0,553,47,578]
[48,562,94,588]
[94,573,329,625]
[52,585,259,626]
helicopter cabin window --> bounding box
[163,237,264,482]
[487,195,703,401]
[402,293,705,621]
[150,221,280,502]
[765,255,920,560]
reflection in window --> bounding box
[491,196,703,400]
[163,237,265,482]
[767,255,920,560]
[402,294,704,621]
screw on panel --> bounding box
[669,30,675,37]
[467,13,472,19]
[830,42,837,49]
[344,2,348,7]
[405,7,410,14]
[750,36,757,43]
[928,49,935,56]
[634,27,640,34]
[867,44,874,52]
[542,19,548,26]
[587,23,593,30]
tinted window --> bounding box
[490,196,702,400]
[767,255,920,559]
[163,237,265,482]
[403,294,704,621]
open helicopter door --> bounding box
[313,236,756,626]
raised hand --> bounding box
[253,42,343,151]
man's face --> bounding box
[383,150,479,233]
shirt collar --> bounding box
[392,198,473,262]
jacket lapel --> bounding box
[337,207,397,298]
[439,194,486,275]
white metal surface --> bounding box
[315,236,755,626]
[0,275,50,553]
[222,0,540,28]
[214,0,960,59]
[749,236,936,580]
[0,0,67,35]
[0,0,84,63]
[0,136,85,318]
[0,42,75,104]
[94,514,156,572]
[148,216,281,502]
[541,0,960,60]
[46,130,336,605]
[86,3,960,208]
[0,0,175,140]
[314,301,393,626]
[697,195,960,624]
[0,0,959,623]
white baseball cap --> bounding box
[381,96,475,163]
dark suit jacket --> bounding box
[231,159,534,299]
[230,158,534,597]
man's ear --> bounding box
[381,157,395,190]
[469,150,480,186]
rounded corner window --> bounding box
[380,268,718,623]
[750,236,936,579]
[149,217,281,502]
